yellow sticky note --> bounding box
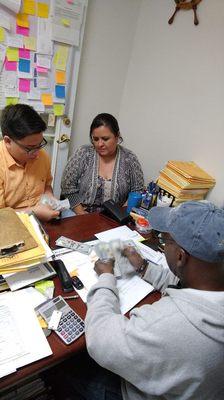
[6,47,19,62]
[16,13,29,28]
[55,71,66,84]
[41,93,53,106]
[23,36,37,51]
[61,18,70,27]
[23,0,36,15]
[37,2,49,18]
[0,27,5,43]
[53,104,65,116]
[54,46,69,71]
[6,98,19,106]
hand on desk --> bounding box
[73,204,89,215]
[94,259,115,276]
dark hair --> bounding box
[1,104,47,139]
[89,113,123,142]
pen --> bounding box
[63,295,79,300]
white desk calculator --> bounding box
[37,295,85,345]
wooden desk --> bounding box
[0,213,161,392]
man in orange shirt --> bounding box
[0,104,59,221]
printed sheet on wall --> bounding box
[0,0,85,116]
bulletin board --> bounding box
[0,0,86,117]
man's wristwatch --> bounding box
[136,259,148,275]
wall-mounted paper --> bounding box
[37,2,49,18]
[19,59,30,73]
[41,93,53,106]
[23,0,36,15]
[0,27,5,43]
[6,97,19,105]
[52,0,83,46]
[19,78,30,92]
[23,36,36,51]
[19,48,30,59]
[0,0,21,14]
[37,18,53,55]
[6,48,19,62]
[16,13,29,28]
[55,85,65,99]
[53,46,68,71]
[53,103,64,116]
[16,25,29,36]
[36,66,48,73]
[55,70,66,84]
[5,58,17,71]
[0,14,11,31]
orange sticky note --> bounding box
[41,93,53,106]
[16,13,29,28]
[55,71,66,84]
[23,0,36,15]
[37,2,49,18]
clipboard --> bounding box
[0,208,38,257]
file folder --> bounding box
[0,207,38,257]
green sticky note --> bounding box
[6,97,19,106]
[35,280,55,297]
[53,104,65,116]
[6,47,19,62]
[0,27,5,43]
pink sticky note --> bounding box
[16,25,29,36]
[19,48,30,59]
[36,66,48,73]
[67,0,74,3]
[19,78,30,92]
[5,58,17,71]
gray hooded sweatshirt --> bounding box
[85,263,224,400]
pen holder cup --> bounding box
[127,192,142,214]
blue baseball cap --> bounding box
[147,201,224,263]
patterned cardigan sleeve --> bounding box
[126,149,144,193]
[61,146,89,208]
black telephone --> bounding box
[101,199,132,224]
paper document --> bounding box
[52,0,84,46]
[0,289,52,378]
[59,251,154,314]
[95,226,144,243]
[135,242,164,264]
[0,0,21,13]
[117,275,154,314]
[4,263,56,291]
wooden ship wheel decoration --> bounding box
[168,0,203,25]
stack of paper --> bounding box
[0,289,52,379]
[157,161,215,205]
[0,211,51,275]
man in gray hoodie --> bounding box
[69,201,224,399]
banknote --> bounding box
[55,236,91,255]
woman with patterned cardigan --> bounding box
[61,113,144,215]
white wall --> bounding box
[71,0,141,149]
[71,0,224,207]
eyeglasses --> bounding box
[13,137,47,154]
[158,234,175,246]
